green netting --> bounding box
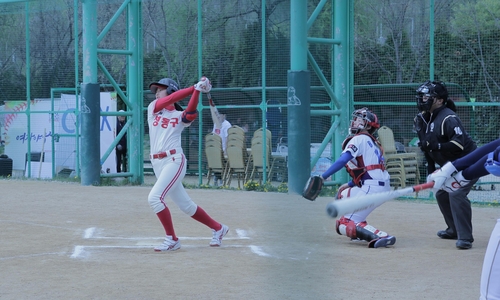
[0,0,499,200]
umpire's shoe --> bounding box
[456,239,473,250]
[437,230,457,240]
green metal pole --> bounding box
[331,0,353,184]
[25,1,32,177]
[81,0,101,185]
[197,0,203,185]
[288,0,311,194]
[74,0,80,177]
[127,0,142,184]
[261,0,269,182]
[429,0,435,80]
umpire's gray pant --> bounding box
[435,178,478,241]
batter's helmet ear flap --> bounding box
[167,85,179,95]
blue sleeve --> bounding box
[462,155,490,180]
[454,139,500,171]
[321,151,353,179]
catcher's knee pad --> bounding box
[336,217,357,238]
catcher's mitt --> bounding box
[302,175,324,201]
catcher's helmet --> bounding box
[416,80,448,112]
[350,107,380,134]
[149,78,180,95]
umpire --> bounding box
[414,81,477,249]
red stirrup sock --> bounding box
[156,207,177,241]
[191,206,221,230]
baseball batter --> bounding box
[428,139,500,299]
[147,76,228,252]
[321,108,395,248]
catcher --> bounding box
[303,108,395,248]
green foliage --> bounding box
[277,182,288,193]
[243,180,260,191]
[319,185,338,198]
[452,0,500,35]
[230,22,290,87]
[243,180,281,193]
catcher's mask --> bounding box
[149,78,180,95]
[416,80,448,113]
[350,107,380,135]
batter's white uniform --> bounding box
[147,102,197,216]
[340,134,390,223]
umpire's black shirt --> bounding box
[415,105,476,174]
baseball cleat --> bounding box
[154,236,181,252]
[210,224,229,247]
[369,235,396,248]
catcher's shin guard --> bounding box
[337,220,396,248]
[355,221,396,248]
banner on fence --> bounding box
[2,93,117,176]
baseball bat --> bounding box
[326,182,435,218]
[208,93,222,130]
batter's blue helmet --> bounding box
[484,148,500,176]
[149,78,179,95]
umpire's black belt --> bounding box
[151,148,180,159]
[361,179,387,186]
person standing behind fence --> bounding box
[212,113,231,152]
[413,80,477,249]
[209,99,231,186]
[147,76,229,252]
[115,110,127,173]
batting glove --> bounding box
[194,76,212,93]
[426,161,457,191]
[442,171,470,193]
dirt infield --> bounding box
[1,179,498,300]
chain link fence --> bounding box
[0,0,499,202]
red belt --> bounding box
[151,149,177,159]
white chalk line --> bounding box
[71,244,272,258]
[83,226,251,241]
[70,227,273,259]
[249,245,272,257]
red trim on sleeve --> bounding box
[154,86,195,113]
[185,90,200,113]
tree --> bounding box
[451,0,500,101]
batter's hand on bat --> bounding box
[426,161,457,191]
[194,76,212,93]
[442,171,470,193]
